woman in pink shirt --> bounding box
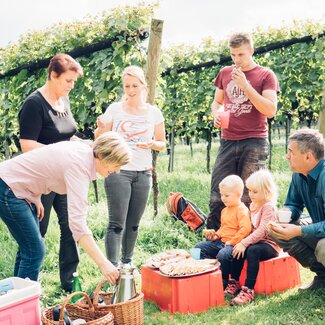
[0,132,131,284]
[224,169,280,305]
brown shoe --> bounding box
[298,276,325,291]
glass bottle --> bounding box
[71,271,83,303]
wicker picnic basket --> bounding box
[42,291,114,325]
[76,279,144,325]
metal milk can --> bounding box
[111,264,136,304]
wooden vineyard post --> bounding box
[146,19,164,217]
[318,86,325,137]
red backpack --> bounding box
[166,192,207,232]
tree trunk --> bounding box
[146,19,164,217]
[318,86,325,136]
[168,129,175,172]
[268,120,273,170]
[206,131,212,173]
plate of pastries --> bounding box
[145,249,220,277]
[145,249,191,269]
[159,258,220,277]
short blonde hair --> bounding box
[228,32,254,48]
[219,175,244,196]
[93,131,131,166]
[122,65,148,102]
[246,169,278,204]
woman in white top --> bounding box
[0,132,131,284]
[95,66,166,266]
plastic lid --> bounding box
[73,272,79,277]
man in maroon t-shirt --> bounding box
[208,32,279,230]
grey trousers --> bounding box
[104,170,152,266]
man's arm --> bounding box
[284,177,304,222]
[211,88,224,128]
[231,68,277,118]
[244,87,277,118]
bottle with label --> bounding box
[71,272,83,303]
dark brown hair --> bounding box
[48,53,83,80]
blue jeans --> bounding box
[195,240,233,280]
[104,170,152,266]
[208,138,269,230]
[0,179,45,280]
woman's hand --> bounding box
[35,201,44,221]
[78,235,120,285]
[232,242,246,259]
[99,260,120,285]
[96,116,106,129]
[136,140,154,149]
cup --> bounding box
[190,248,201,260]
[218,111,230,129]
[278,208,292,223]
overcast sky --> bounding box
[0,0,324,48]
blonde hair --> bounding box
[219,175,244,196]
[93,131,132,166]
[228,32,254,48]
[121,65,148,102]
[245,169,278,204]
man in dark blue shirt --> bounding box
[269,128,325,290]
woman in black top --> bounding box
[19,53,84,292]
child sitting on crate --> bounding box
[225,169,280,306]
[194,175,251,289]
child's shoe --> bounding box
[224,279,241,296]
[230,286,255,306]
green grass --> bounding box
[0,138,324,324]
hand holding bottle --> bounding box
[99,260,120,285]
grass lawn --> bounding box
[0,136,324,324]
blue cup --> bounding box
[190,248,201,260]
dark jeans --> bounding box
[0,178,45,280]
[208,138,269,230]
[230,243,278,289]
[104,170,151,266]
[40,192,79,291]
[195,240,233,280]
[271,235,325,278]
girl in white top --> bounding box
[95,66,166,266]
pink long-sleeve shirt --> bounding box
[241,201,281,253]
[0,141,97,242]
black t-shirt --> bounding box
[19,91,77,144]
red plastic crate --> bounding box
[239,251,301,294]
[141,265,225,314]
